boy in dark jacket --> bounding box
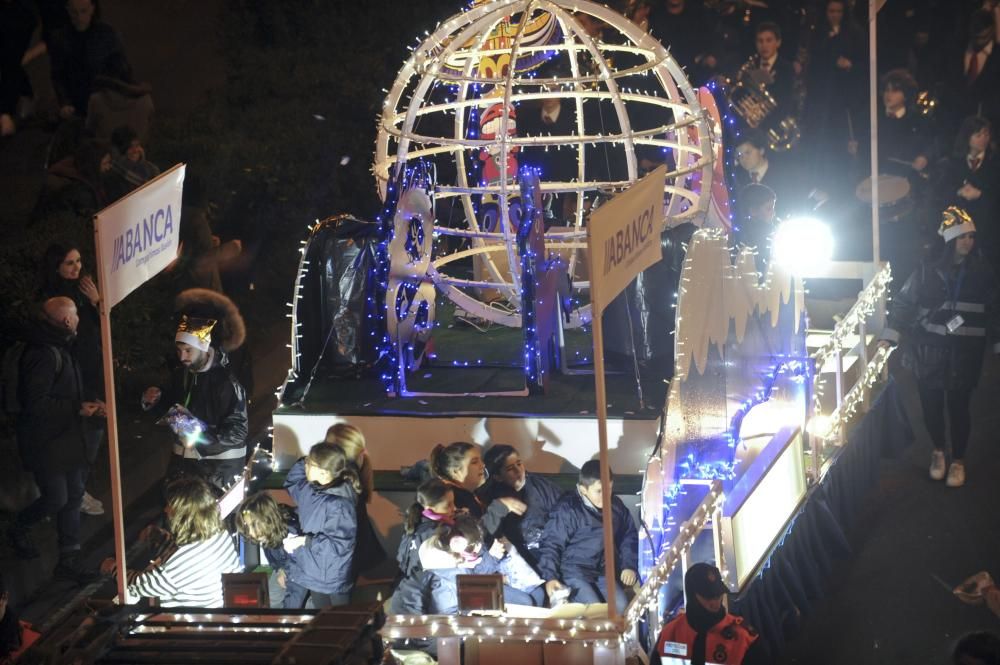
[537,460,639,607]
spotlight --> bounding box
[772,217,834,274]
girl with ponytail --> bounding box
[428,442,526,538]
[396,478,455,580]
[282,442,360,608]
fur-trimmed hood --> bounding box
[174,288,246,351]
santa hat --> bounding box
[939,206,976,243]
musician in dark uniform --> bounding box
[935,116,1000,266]
[732,130,805,219]
[851,68,935,283]
[850,69,932,187]
[751,22,797,124]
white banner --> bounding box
[95,163,185,308]
[587,164,665,314]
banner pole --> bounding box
[590,293,619,621]
[94,216,128,604]
[869,0,880,263]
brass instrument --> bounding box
[915,90,937,118]
[723,55,801,152]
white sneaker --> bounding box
[946,462,966,488]
[929,450,946,481]
[80,491,105,515]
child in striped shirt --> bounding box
[104,476,242,607]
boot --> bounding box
[54,552,100,586]
[7,523,39,559]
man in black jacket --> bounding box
[8,297,103,584]
[537,460,639,607]
[143,289,248,492]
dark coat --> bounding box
[32,156,108,226]
[883,253,1000,390]
[39,278,103,400]
[395,515,442,581]
[15,320,91,473]
[154,350,248,459]
[283,458,358,595]
[48,21,128,113]
[449,482,510,538]
[934,152,1000,261]
[479,473,562,570]
[536,489,639,583]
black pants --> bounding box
[18,467,87,553]
[918,386,973,460]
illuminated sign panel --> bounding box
[721,426,807,589]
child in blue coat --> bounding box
[390,479,457,615]
[283,442,360,608]
[537,460,639,608]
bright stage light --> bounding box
[772,217,834,274]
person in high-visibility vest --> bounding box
[652,563,766,665]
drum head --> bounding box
[855,175,911,205]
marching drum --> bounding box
[855,174,912,223]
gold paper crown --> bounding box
[175,315,217,351]
[939,206,976,242]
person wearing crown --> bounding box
[879,207,1000,487]
[142,289,248,491]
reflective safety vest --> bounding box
[655,613,758,665]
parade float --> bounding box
[265,0,894,662]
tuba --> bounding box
[723,55,800,151]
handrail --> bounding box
[623,481,725,654]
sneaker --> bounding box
[929,450,946,481]
[7,524,39,559]
[946,461,966,488]
[54,553,101,586]
[80,492,105,516]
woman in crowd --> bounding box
[234,492,301,608]
[107,475,241,607]
[282,442,359,607]
[39,243,104,517]
[429,442,525,537]
[879,207,1000,488]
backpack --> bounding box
[1,342,63,415]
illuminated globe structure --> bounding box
[374,0,715,328]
